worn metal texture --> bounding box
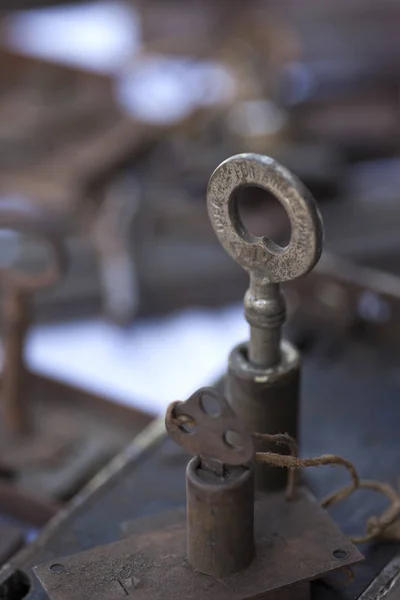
[167,388,255,575]
[1,340,400,599]
[186,456,255,576]
[0,371,152,503]
[33,489,361,600]
[0,481,59,529]
[0,200,152,504]
[207,154,324,283]
[0,200,67,436]
[0,523,24,567]
[207,154,322,494]
[226,340,300,491]
[207,154,324,370]
[166,387,254,466]
[90,497,313,600]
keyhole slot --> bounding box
[229,184,292,250]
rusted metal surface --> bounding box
[0,522,24,566]
[33,488,362,600]
[0,200,67,436]
[0,350,398,600]
[207,153,323,369]
[123,509,310,600]
[0,417,167,598]
[0,480,59,528]
[207,154,322,490]
[166,387,255,576]
[0,371,152,502]
[166,387,254,466]
[0,50,165,324]
[226,340,300,491]
[186,456,255,577]
[0,200,152,502]
[0,51,117,179]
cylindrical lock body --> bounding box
[186,456,254,577]
[226,340,300,491]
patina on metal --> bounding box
[33,386,362,600]
[167,387,255,576]
[166,387,254,467]
[33,488,362,600]
[0,200,153,509]
[207,153,323,369]
[207,153,324,490]
[0,200,67,436]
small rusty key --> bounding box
[166,386,254,470]
[166,387,255,576]
[0,201,67,435]
[207,154,324,491]
[207,153,323,368]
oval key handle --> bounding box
[207,153,324,283]
[166,387,254,466]
[0,200,68,293]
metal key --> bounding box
[166,387,255,576]
[207,153,324,368]
[0,200,67,435]
[165,386,254,469]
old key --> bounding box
[207,153,323,368]
[166,387,255,576]
[0,200,67,435]
[207,154,324,490]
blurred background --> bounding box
[0,0,399,416]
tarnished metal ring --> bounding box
[207,153,324,283]
[0,200,68,292]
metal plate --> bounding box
[0,522,24,566]
[0,345,399,599]
[33,489,362,600]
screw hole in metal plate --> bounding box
[49,564,65,574]
[332,549,348,560]
[223,430,244,452]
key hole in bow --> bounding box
[229,184,291,249]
